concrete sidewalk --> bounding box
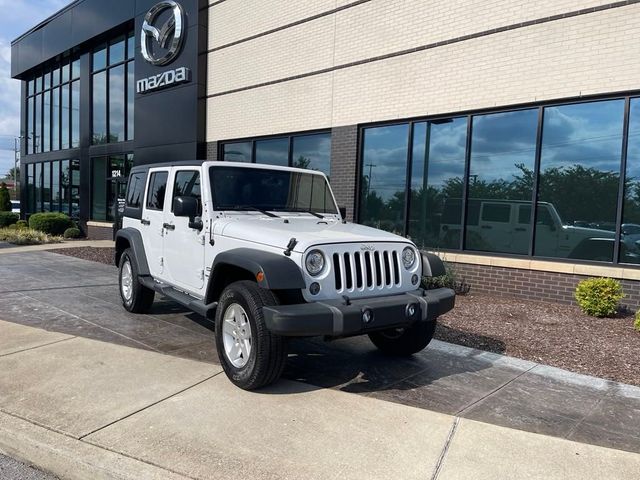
[0,320,638,480]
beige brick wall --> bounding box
[206,0,640,141]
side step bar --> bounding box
[139,276,217,318]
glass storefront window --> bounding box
[34,94,41,153]
[109,36,125,65]
[42,162,51,212]
[291,133,331,175]
[223,142,252,162]
[359,124,409,235]
[92,71,107,144]
[43,90,51,152]
[61,84,69,149]
[93,45,106,71]
[71,159,80,218]
[127,32,135,60]
[61,160,70,214]
[127,63,135,141]
[535,100,624,262]
[34,163,42,211]
[409,118,468,249]
[51,87,59,151]
[52,161,60,212]
[27,97,33,153]
[109,65,125,142]
[466,109,538,254]
[61,61,70,83]
[71,59,80,80]
[92,157,108,221]
[71,81,80,148]
[255,138,289,166]
[620,98,640,264]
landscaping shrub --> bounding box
[63,227,82,239]
[575,277,625,318]
[635,311,640,332]
[422,262,471,295]
[0,228,63,245]
[0,211,19,227]
[16,220,28,229]
[28,212,73,235]
[0,182,10,212]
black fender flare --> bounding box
[114,228,150,276]
[209,248,306,292]
[421,252,446,278]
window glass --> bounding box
[26,164,34,213]
[93,46,106,71]
[42,162,51,212]
[43,91,50,152]
[61,85,69,149]
[71,81,80,148]
[34,94,42,153]
[71,159,80,218]
[28,79,34,96]
[27,96,34,153]
[255,138,289,166]
[61,62,70,83]
[61,160,70,214]
[408,118,468,249]
[535,100,624,261]
[620,98,640,264]
[92,71,107,144]
[71,59,80,80]
[127,32,135,60]
[146,172,168,210]
[109,65,125,142]
[52,161,60,212]
[291,133,331,175]
[35,75,42,93]
[92,157,107,220]
[51,87,59,151]
[359,124,409,235]
[127,62,135,140]
[467,109,538,254]
[43,71,51,90]
[35,162,42,211]
[126,172,146,208]
[223,142,252,162]
[109,36,126,65]
[172,171,202,214]
[52,67,60,86]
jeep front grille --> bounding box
[332,249,401,293]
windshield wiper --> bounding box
[278,208,325,219]
[223,206,279,218]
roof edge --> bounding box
[11,0,83,46]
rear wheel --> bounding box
[118,248,155,313]
[215,281,287,390]
[368,320,437,356]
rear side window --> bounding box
[126,172,146,208]
[172,170,202,215]
[482,203,511,223]
[146,171,168,210]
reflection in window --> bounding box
[92,71,107,144]
[43,91,50,152]
[467,109,538,254]
[621,99,640,264]
[109,65,125,142]
[535,100,624,262]
[223,142,252,162]
[359,124,409,235]
[51,87,59,151]
[147,172,169,210]
[61,84,69,149]
[42,162,51,212]
[34,94,41,153]
[409,118,468,249]
[292,134,331,174]
[71,81,80,148]
[255,138,289,166]
[127,63,135,141]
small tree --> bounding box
[0,182,11,212]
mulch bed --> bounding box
[50,247,640,386]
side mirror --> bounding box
[338,206,347,219]
[174,196,203,230]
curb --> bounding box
[0,411,188,480]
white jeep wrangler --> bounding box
[115,161,455,389]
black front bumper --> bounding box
[262,288,455,337]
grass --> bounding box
[0,227,63,245]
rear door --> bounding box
[141,168,170,279]
[478,202,513,252]
[163,168,205,293]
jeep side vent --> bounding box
[332,247,403,294]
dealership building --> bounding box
[11,0,640,307]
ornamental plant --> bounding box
[29,212,74,236]
[574,277,625,318]
[63,227,82,239]
[0,211,18,227]
[634,311,640,332]
[0,182,11,212]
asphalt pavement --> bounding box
[0,453,58,480]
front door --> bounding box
[141,169,169,279]
[163,169,205,293]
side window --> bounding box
[172,170,202,215]
[518,205,532,225]
[146,171,168,211]
[482,203,511,223]
[126,172,146,208]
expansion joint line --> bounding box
[431,417,460,480]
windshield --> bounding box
[210,166,338,215]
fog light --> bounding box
[412,274,420,285]
[405,303,419,319]
[309,282,321,295]
[362,309,373,324]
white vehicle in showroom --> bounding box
[115,161,455,389]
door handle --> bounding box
[514,227,527,232]
[481,226,492,230]
[141,219,151,226]
[163,223,175,231]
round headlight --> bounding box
[305,250,325,276]
[402,247,417,270]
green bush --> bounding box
[634,311,640,332]
[0,182,10,212]
[28,212,73,235]
[575,277,625,317]
[16,220,28,229]
[0,211,19,227]
[0,228,63,245]
[422,262,471,295]
[63,227,82,239]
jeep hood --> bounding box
[218,216,410,252]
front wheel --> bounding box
[215,281,287,390]
[119,248,155,313]
[368,320,437,356]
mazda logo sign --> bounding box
[141,1,185,66]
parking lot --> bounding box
[0,250,638,456]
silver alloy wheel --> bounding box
[121,259,133,304]
[222,303,252,368]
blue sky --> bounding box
[0,0,70,177]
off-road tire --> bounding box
[118,248,155,313]
[215,281,287,390]
[368,320,437,356]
